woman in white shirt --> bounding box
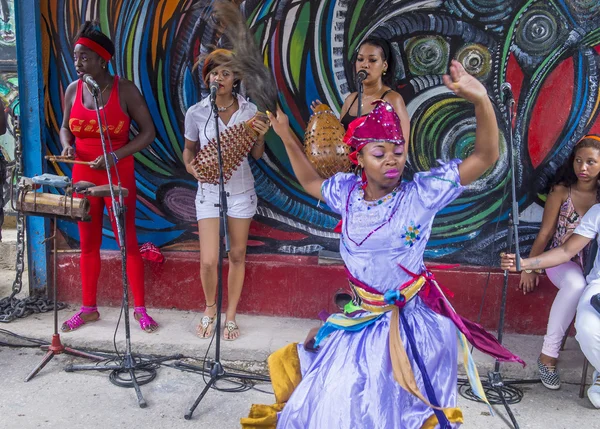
[183,49,269,341]
[501,200,600,408]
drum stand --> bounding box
[25,215,106,382]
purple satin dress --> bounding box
[277,160,465,429]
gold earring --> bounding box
[383,69,387,75]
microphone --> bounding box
[501,82,513,103]
[82,74,100,93]
[209,81,219,103]
[356,70,368,83]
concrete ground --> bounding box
[1,346,598,429]
[1,228,599,428]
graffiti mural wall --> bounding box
[40,0,600,265]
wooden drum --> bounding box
[16,189,91,222]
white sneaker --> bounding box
[588,370,600,409]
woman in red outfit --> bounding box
[59,21,157,332]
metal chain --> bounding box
[0,115,65,322]
[11,114,24,296]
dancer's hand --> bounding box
[500,252,521,272]
[443,60,488,105]
[61,145,74,158]
[303,326,320,352]
[519,271,539,295]
[267,107,292,140]
[310,100,323,112]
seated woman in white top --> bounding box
[183,49,269,341]
[501,195,600,409]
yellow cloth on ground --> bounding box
[421,407,464,428]
[240,342,302,429]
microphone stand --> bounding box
[64,80,181,408]
[180,91,269,421]
[459,89,539,429]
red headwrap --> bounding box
[75,37,113,61]
[343,100,405,166]
[343,100,405,189]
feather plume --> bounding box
[212,1,278,112]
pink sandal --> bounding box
[61,306,99,332]
[134,307,159,332]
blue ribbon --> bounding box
[400,311,452,429]
[384,289,406,306]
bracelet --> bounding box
[110,152,119,164]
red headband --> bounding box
[75,37,112,61]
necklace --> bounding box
[359,186,400,209]
[344,183,404,247]
[216,98,235,112]
[85,81,110,96]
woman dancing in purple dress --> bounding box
[243,61,523,429]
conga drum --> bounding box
[16,189,91,222]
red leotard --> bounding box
[70,75,146,307]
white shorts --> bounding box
[195,187,257,220]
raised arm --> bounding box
[501,233,592,272]
[442,60,499,186]
[267,108,324,200]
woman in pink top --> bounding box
[520,136,600,389]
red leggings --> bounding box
[72,148,145,307]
